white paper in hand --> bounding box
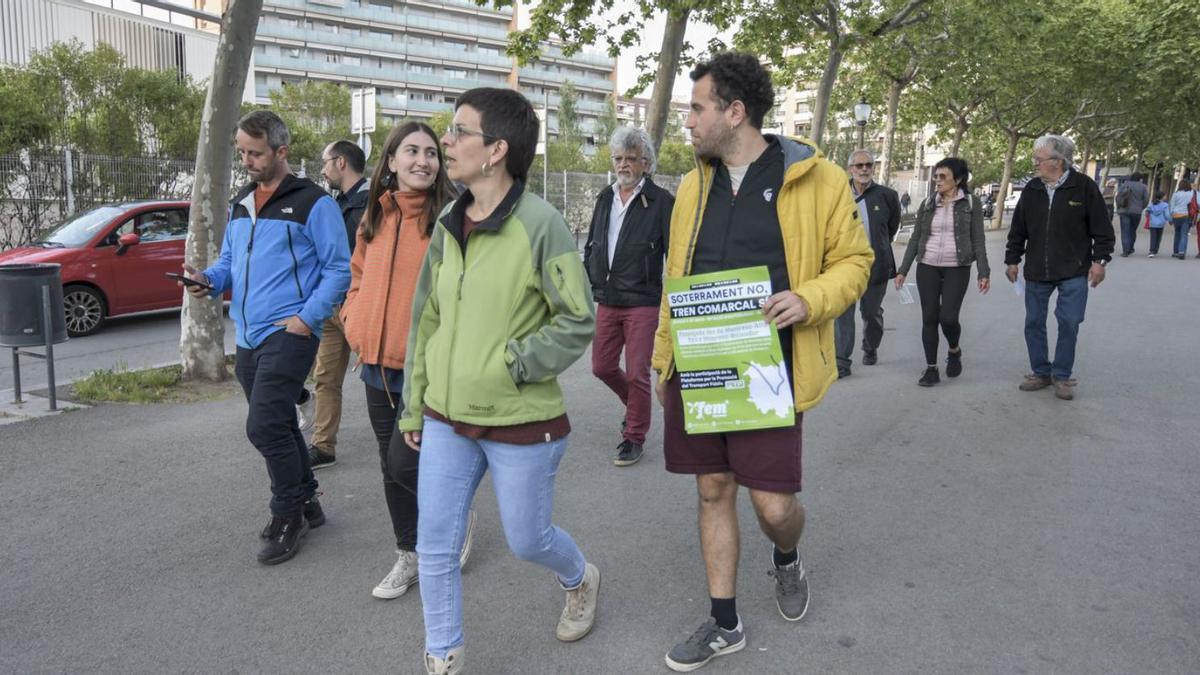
[898,282,916,305]
[1014,276,1025,297]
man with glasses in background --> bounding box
[835,149,901,377]
[582,127,673,467]
[295,141,368,470]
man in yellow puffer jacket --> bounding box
[652,52,873,673]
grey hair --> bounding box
[609,126,656,175]
[1034,134,1075,170]
[238,110,291,150]
[847,148,876,165]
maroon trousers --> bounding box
[591,304,659,445]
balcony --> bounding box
[519,67,613,92]
[264,0,512,40]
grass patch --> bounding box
[72,358,240,404]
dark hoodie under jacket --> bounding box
[1005,169,1115,282]
[583,177,673,307]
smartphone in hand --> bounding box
[165,272,214,291]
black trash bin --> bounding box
[0,263,68,348]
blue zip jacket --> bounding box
[203,174,351,348]
[1147,201,1171,229]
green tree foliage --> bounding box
[0,40,205,157]
[268,80,352,166]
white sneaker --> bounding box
[296,389,315,432]
[424,646,464,674]
[557,562,601,641]
[372,550,418,600]
[460,509,477,569]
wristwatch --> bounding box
[1097,259,1109,267]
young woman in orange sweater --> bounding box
[339,121,463,599]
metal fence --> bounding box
[0,149,686,251]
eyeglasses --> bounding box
[1032,156,1059,166]
[445,124,496,142]
[612,155,645,165]
[850,163,873,170]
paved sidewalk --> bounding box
[1,238,1197,673]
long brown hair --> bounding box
[362,121,457,242]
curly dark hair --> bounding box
[689,52,775,130]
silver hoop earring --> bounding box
[481,162,495,178]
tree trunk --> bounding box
[645,8,690,152]
[180,0,263,382]
[810,43,844,148]
[948,116,967,157]
[1132,148,1143,175]
[1079,140,1091,177]
[1099,140,1113,186]
[879,79,902,185]
[995,130,1020,231]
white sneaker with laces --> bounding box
[424,646,463,674]
[372,550,418,600]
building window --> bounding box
[794,123,811,137]
[325,53,341,63]
[794,101,809,114]
[410,63,433,74]
[370,30,391,41]
[444,68,467,79]
[343,55,361,66]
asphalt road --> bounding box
[0,309,236,393]
[1,234,1197,673]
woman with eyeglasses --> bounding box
[338,121,470,601]
[398,88,600,674]
[895,157,990,386]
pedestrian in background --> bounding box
[1005,134,1114,401]
[400,88,599,675]
[1116,173,1149,256]
[895,157,990,387]
[1146,191,1170,257]
[295,140,369,469]
[583,126,673,467]
[1169,179,1198,259]
[835,148,900,376]
[182,111,350,564]
[339,121,471,601]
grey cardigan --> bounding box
[898,192,990,279]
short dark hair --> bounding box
[328,140,365,174]
[934,157,971,194]
[455,88,539,181]
[238,110,290,150]
[689,52,775,130]
[1180,179,1193,191]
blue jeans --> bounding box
[1024,276,1088,381]
[1172,216,1192,255]
[417,416,586,658]
[1119,213,1141,254]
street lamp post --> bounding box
[853,97,872,149]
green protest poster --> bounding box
[666,266,795,434]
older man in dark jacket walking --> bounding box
[835,149,900,376]
[583,127,673,467]
[1006,134,1114,401]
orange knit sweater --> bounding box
[340,190,433,371]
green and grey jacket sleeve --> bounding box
[398,227,445,433]
[970,195,990,278]
[505,214,596,384]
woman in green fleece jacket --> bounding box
[399,88,600,675]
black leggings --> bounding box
[916,263,970,365]
[365,381,420,551]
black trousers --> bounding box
[234,330,319,518]
[835,281,887,367]
[915,263,970,365]
[364,381,419,551]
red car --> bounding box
[0,200,197,336]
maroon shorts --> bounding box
[662,374,803,492]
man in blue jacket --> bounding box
[183,110,350,565]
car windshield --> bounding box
[40,206,125,248]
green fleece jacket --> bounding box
[399,181,595,431]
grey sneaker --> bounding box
[1019,373,1052,391]
[372,549,418,600]
[665,618,746,672]
[769,556,810,621]
[424,646,463,675]
[556,562,600,641]
[1052,377,1077,400]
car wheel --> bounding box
[63,285,106,337]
